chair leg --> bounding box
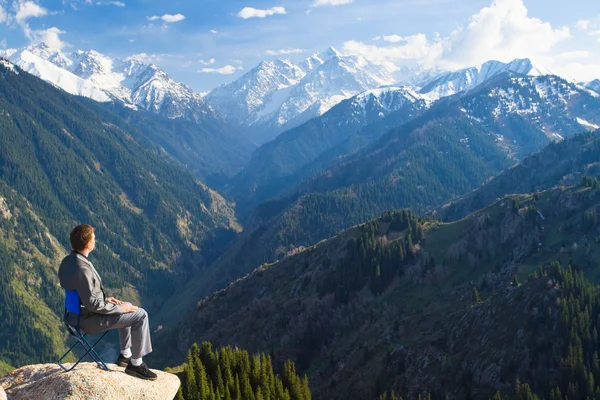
[57,331,110,372]
[82,332,109,371]
[58,339,83,372]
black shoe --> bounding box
[125,362,158,381]
[115,354,130,367]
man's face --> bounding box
[86,232,96,253]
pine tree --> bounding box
[472,286,482,305]
[185,359,198,400]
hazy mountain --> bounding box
[587,78,600,94]
[418,58,552,100]
[0,43,221,123]
[205,47,395,144]
[229,86,429,213]
[0,45,256,181]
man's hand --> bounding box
[122,303,138,313]
[107,297,122,305]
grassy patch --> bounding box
[0,359,14,377]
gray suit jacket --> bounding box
[58,251,124,323]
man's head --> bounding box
[70,224,96,254]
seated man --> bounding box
[58,224,157,380]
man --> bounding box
[58,224,157,380]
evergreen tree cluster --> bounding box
[176,342,311,400]
[318,210,424,303]
[378,261,600,400]
[581,176,600,190]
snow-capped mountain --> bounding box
[587,79,600,94]
[205,47,395,144]
[0,43,218,122]
[341,86,428,126]
[204,58,306,131]
[419,58,552,101]
[456,74,600,150]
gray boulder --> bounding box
[0,363,180,400]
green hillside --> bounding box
[97,101,255,186]
[0,60,240,366]
[154,113,514,332]
[161,181,600,399]
[438,130,600,221]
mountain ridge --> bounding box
[205,47,395,143]
[0,43,221,124]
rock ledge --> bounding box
[0,362,180,400]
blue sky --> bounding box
[0,0,599,92]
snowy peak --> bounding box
[0,58,18,75]
[347,86,428,122]
[318,46,342,60]
[587,79,600,94]
[205,57,306,126]
[419,58,552,101]
[205,49,395,143]
[0,43,216,122]
[504,58,551,76]
[458,74,600,139]
[277,53,395,121]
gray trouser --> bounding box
[79,308,153,359]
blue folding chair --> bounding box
[57,290,109,372]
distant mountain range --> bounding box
[205,47,396,144]
[0,43,220,123]
[2,43,598,148]
[0,44,256,182]
[228,68,600,214]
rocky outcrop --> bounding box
[0,363,180,400]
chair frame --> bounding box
[57,290,109,372]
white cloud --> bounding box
[576,19,591,30]
[127,53,164,63]
[210,29,218,34]
[343,0,572,72]
[554,50,589,61]
[15,1,47,24]
[383,35,403,43]
[372,36,381,41]
[265,48,304,55]
[443,0,571,69]
[0,39,7,48]
[343,33,443,72]
[237,6,286,19]
[0,5,8,24]
[97,1,125,6]
[148,13,185,23]
[10,1,68,50]
[199,58,215,65]
[551,62,600,81]
[31,27,68,50]
[162,13,185,23]
[312,0,353,7]
[199,65,237,74]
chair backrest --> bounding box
[65,290,81,315]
